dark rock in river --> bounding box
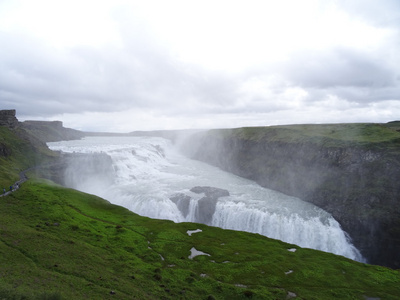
[192,186,230,225]
[170,193,191,218]
[170,187,230,224]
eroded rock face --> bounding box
[170,193,191,218]
[190,186,230,224]
[181,130,400,268]
[0,110,18,128]
[170,186,230,225]
[21,120,84,142]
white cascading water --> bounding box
[48,136,365,262]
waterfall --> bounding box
[48,136,365,262]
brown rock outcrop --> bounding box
[0,109,19,128]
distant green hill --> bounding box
[384,120,400,133]
[1,124,400,299]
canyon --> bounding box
[180,124,400,268]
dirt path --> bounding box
[0,167,32,197]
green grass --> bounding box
[213,123,400,148]
[384,121,400,131]
[0,179,399,299]
[0,126,56,188]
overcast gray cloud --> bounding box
[284,48,396,88]
[0,0,399,132]
[337,0,400,28]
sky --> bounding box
[0,0,399,132]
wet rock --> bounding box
[171,187,230,223]
[170,193,191,217]
[189,186,230,224]
[196,196,217,224]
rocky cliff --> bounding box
[180,123,400,269]
[0,109,84,142]
[0,109,19,128]
[22,120,84,142]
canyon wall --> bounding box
[22,120,84,142]
[180,124,400,268]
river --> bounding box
[48,136,364,262]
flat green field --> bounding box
[215,123,400,148]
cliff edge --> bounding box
[0,109,84,142]
[22,120,84,142]
[0,109,19,128]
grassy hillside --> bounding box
[1,124,400,299]
[1,179,400,299]
[0,126,56,189]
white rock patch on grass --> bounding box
[187,229,202,236]
[188,247,211,259]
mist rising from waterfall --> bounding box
[48,136,365,262]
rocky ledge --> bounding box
[0,109,19,128]
[170,186,230,225]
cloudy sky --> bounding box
[0,0,399,132]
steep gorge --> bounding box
[180,124,400,268]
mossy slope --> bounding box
[1,179,399,299]
[0,126,56,189]
[215,123,400,146]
